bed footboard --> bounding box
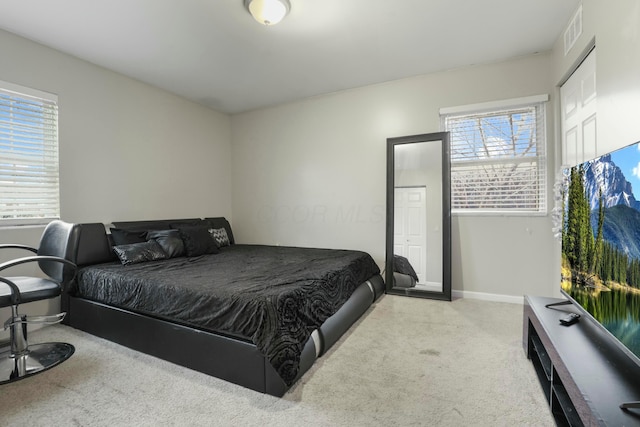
[318,275,384,355]
[64,274,383,396]
[67,297,273,392]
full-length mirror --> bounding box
[385,132,451,300]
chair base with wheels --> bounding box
[0,220,79,384]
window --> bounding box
[441,95,548,214]
[0,81,59,226]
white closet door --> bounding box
[561,49,597,166]
[394,186,427,283]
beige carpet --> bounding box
[0,296,554,426]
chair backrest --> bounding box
[37,220,80,284]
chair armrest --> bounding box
[0,244,38,254]
[0,256,78,305]
[0,255,77,274]
[0,277,21,306]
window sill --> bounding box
[452,210,548,217]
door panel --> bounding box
[561,49,597,165]
[394,187,427,283]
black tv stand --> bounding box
[523,296,640,426]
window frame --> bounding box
[0,80,60,227]
[440,95,549,216]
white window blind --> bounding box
[0,82,59,226]
[441,97,547,213]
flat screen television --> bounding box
[560,140,640,376]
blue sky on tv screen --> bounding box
[610,142,640,199]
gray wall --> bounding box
[0,29,232,335]
[231,0,640,301]
[0,29,233,232]
[231,53,558,301]
[3,0,640,309]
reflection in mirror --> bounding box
[386,132,451,300]
[394,141,443,292]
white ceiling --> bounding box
[0,0,580,114]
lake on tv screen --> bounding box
[562,141,640,359]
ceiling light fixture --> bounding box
[244,0,291,26]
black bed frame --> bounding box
[62,219,384,396]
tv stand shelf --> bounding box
[523,296,640,426]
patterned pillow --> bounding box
[113,241,167,265]
[209,228,230,247]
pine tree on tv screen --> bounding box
[561,143,640,359]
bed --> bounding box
[62,218,384,396]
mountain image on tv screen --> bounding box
[561,142,640,359]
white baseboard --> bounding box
[452,290,524,304]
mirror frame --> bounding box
[385,132,452,301]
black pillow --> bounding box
[146,229,185,258]
[113,241,167,265]
[110,228,147,246]
[179,226,219,257]
[179,226,220,257]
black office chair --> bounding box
[0,220,79,384]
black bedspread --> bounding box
[75,244,380,385]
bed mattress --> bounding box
[75,244,380,385]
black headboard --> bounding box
[73,217,236,267]
[112,217,234,245]
[73,223,115,266]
